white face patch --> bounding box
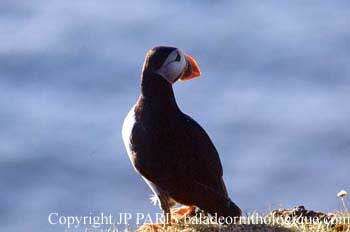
[155,49,187,84]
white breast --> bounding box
[122,105,136,164]
[122,105,165,207]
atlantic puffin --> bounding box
[122,46,241,223]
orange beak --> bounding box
[179,54,201,81]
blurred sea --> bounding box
[1,0,350,231]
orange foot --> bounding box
[172,206,196,218]
[136,223,163,232]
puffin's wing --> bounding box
[179,114,228,196]
[137,113,237,215]
[134,113,228,196]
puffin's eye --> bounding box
[174,53,181,62]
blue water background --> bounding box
[1,1,350,231]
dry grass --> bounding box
[136,191,349,231]
[136,207,350,232]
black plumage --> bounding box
[122,46,241,220]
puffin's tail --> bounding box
[226,199,242,217]
[212,198,242,218]
[196,193,242,218]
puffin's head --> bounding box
[142,46,201,84]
